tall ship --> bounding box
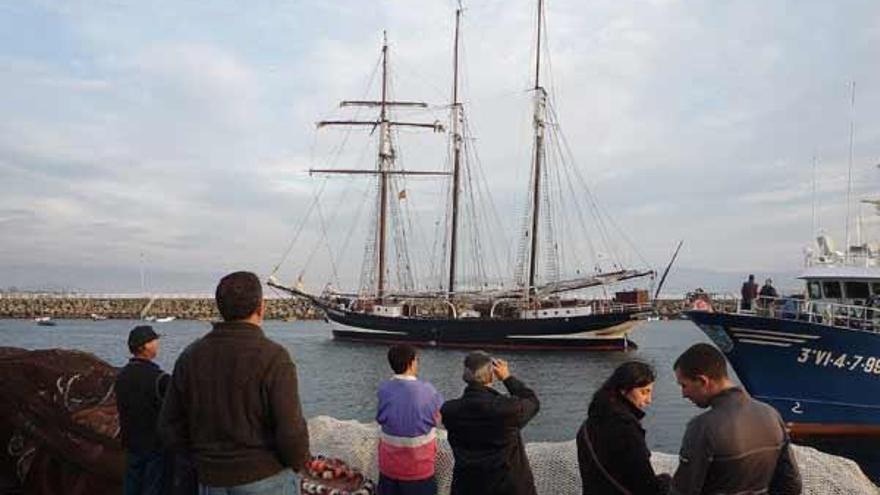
[270,0,656,351]
[688,187,880,436]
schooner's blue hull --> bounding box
[687,310,880,436]
[326,307,643,351]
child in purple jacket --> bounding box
[376,345,444,495]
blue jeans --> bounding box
[378,474,437,495]
[198,469,300,495]
[124,450,167,495]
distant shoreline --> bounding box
[0,295,695,321]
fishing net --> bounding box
[0,348,377,495]
[0,347,123,495]
[306,416,880,495]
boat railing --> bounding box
[595,301,655,315]
[741,295,880,333]
[488,299,653,318]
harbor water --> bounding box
[1,318,876,482]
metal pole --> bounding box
[377,32,390,299]
[448,8,462,297]
[527,0,545,293]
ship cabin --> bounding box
[801,266,880,306]
[748,265,880,331]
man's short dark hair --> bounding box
[674,343,728,380]
[387,345,418,374]
[215,271,263,321]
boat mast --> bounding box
[312,33,447,301]
[527,0,548,294]
[378,32,391,299]
[448,7,463,297]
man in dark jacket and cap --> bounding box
[441,351,540,495]
[115,325,170,495]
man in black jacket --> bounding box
[740,274,758,310]
[441,351,540,495]
[159,271,310,495]
[115,325,170,495]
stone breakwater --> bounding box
[0,296,319,320]
[0,296,706,321]
[308,416,880,495]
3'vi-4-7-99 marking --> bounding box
[797,347,880,375]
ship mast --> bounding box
[448,7,463,297]
[312,33,446,300]
[378,34,391,299]
[527,0,548,294]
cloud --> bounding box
[1,0,879,292]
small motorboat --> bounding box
[34,316,57,327]
[155,316,177,323]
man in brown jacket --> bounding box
[159,271,310,495]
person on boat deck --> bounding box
[576,361,671,495]
[740,274,758,310]
[441,351,540,495]
[115,325,171,495]
[670,343,801,495]
[759,278,779,300]
[376,345,444,495]
[159,271,310,495]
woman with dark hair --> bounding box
[576,361,670,494]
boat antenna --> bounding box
[653,240,683,300]
[534,0,543,90]
[844,80,855,262]
[139,252,146,295]
[811,154,817,237]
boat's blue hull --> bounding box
[687,310,880,436]
[326,307,642,351]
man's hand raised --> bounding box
[492,358,511,381]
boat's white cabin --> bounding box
[800,234,880,304]
[800,270,880,304]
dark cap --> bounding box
[464,350,493,372]
[128,325,160,349]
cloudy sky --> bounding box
[1,0,879,294]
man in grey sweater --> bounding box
[671,343,801,495]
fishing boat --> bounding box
[270,1,656,351]
[34,316,56,327]
[687,170,880,436]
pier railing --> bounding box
[739,296,880,333]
